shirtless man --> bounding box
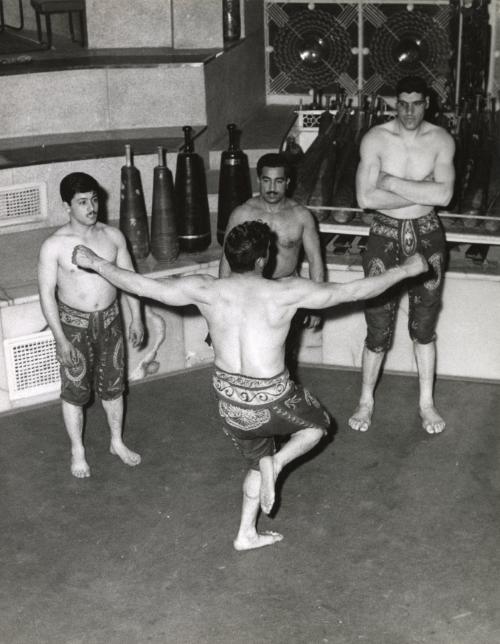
[219,152,324,330]
[349,76,455,435]
[73,220,427,549]
[38,172,144,478]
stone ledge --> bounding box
[0,126,206,170]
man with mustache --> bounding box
[218,153,324,371]
[38,172,144,478]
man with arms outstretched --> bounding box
[73,221,427,549]
[38,172,144,478]
[350,76,455,435]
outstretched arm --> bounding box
[72,245,211,307]
[295,253,428,310]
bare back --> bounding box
[40,223,122,311]
[196,275,300,377]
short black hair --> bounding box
[224,220,272,273]
[60,172,99,204]
[396,75,429,98]
[256,153,290,179]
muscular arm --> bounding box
[73,245,211,308]
[356,130,414,210]
[301,209,324,283]
[287,254,427,311]
[378,132,455,206]
[38,239,77,366]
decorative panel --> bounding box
[265,0,453,102]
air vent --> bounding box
[4,330,60,400]
[0,182,47,227]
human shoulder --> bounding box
[286,199,316,224]
[228,198,261,224]
[98,222,125,242]
[361,123,393,150]
[426,122,454,142]
[39,224,71,254]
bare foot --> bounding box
[233,530,284,551]
[110,442,141,466]
[259,455,276,514]
[71,452,90,478]
[420,405,446,434]
[348,402,373,432]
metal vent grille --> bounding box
[0,182,47,227]
[4,331,60,400]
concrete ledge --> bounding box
[0,126,206,170]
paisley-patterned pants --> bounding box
[362,211,446,352]
[213,368,330,470]
[58,299,125,406]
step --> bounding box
[0,63,208,140]
[0,126,206,170]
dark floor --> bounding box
[1,366,499,644]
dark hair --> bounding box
[224,220,272,273]
[256,153,290,179]
[60,172,99,204]
[396,76,429,98]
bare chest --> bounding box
[380,137,437,180]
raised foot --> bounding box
[259,455,276,515]
[110,443,141,466]
[71,454,90,478]
[348,403,373,432]
[420,405,446,435]
[233,531,284,551]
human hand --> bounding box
[129,318,145,349]
[302,312,323,330]
[56,337,79,367]
[72,245,100,271]
[401,253,428,278]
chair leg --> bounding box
[35,10,42,44]
[68,11,75,41]
[45,13,52,49]
[79,10,85,46]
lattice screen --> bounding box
[265,0,453,102]
[4,331,60,400]
[0,182,47,227]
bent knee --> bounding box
[302,426,325,444]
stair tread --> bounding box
[0,126,206,169]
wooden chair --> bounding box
[30,0,85,49]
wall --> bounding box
[86,0,173,48]
[204,0,266,146]
[0,65,206,139]
[492,0,500,97]
[172,0,223,49]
